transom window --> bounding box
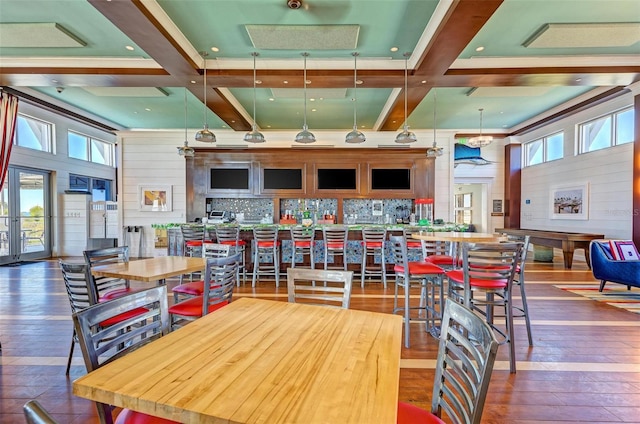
[579,107,634,154]
[68,131,114,166]
[523,131,564,167]
[13,114,53,153]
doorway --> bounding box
[453,181,489,233]
[0,167,51,264]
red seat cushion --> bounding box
[445,269,508,288]
[169,296,229,317]
[219,240,247,246]
[326,242,345,249]
[257,241,280,248]
[99,287,138,302]
[172,280,204,296]
[406,241,422,249]
[425,255,457,266]
[397,402,445,424]
[185,240,204,247]
[394,261,444,275]
[115,408,180,424]
[362,241,383,248]
[294,240,312,248]
[100,307,149,327]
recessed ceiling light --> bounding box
[269,98,274,101]
[190,80,196,84]
[255,79,262,84]
[211,47,219,52]
[475,46,485,52]
[311,108,317,112]
[392,120,396,123]
[144,108,151,111]
[356,80,363,85]
[222,125,227,128]
[125,45,135,51]
[576,78,582,82]
[390,47,398,52]
[305,79,311,84]
[231,120,235,123]
[267,125,271,128]
[283,80,288,84]
[421,80,427,84]
[51,79,58,83]
[310,98,315,102]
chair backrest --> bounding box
[287,268,353,308]
[421,238,451,257]
[362,227,386,243]
[290,225,315,242]
[83,246,130,299]
[253,225,279,246]
[180,224,206,242]
[59,260,97,311]
[202,253,241,316]
[214,225,240,245]
[72,285,170,424]
[501,233,530,275]
[431,299,499,424]
[23,400,59,424]
[323,225,348,249]
[388,235,409,273]
[202,242,231,259]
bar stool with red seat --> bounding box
[180,224,207,258]
[360,227,388,288]
[323,225,349,271]
[422,237,458,270]
[215,225,247,284]
[290,225,315,270]
[252,225,281,287]
[403,226,424,261]
[389,235,446,348]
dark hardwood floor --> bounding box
[1,252,639,423]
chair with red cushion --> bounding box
[169,253,240,329]
[179,224,209,283]
[502,233,533,346]
[445,241,523,373]
[72,286,179,424]
[403,226,424,261]
[290,225,316,270]
[422,237,458,270]
[361,227,388,288]
[389,235,445,348]
[323,225,349,271]
[214,225,247,284]
[397,299,499,424]
[252,225,281,287]
[83,246,139,302]
[171,242,231,303]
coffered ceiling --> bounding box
[0,0,638,137]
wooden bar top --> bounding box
[73,297,403,423]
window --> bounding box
[69,174,112,201]
[523,131,564,167]
[579,107,634,153]
[454,193,472,225]
[14,114,53,152]
[68,131,114,166]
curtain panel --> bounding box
[0,91,19,189]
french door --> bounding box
[0,167,51,265]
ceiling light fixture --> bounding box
[194,51,216,143]
[177,88,195,157]
[426,89,443,158]
[244,52,266,143]
[467,108,493,148]
[345,52,366,144]
[294,52,316,144]
[395,52,417,144]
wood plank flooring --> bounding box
[1,253,640,423]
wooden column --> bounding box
[503,141,521,229]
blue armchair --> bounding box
[590,240,640,292]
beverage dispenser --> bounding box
[415,198,433,225]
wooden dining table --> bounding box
[411,231,505,243]
[73,297,403,423]
[90,255,206,285]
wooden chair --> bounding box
[83,246,137,301]
[72,286,178,424]
[171,242,231,303]
[397,299,499,424]
[169,253,240,330]
[23,400,59,424]
[286,268,353,309]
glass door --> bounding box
[0,167,51,264]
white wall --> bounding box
[519,93,633,239]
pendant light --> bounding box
[195,51,216,143]
[294,52,316,144]
[395,52,417,144]
[426,89,443,158]
[345,52,365,144]
[177,88,195,157]
[244,52,266,143]
[467,108,493,148]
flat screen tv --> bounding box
[210,168,249,190]
[317,168,357,190]
[263,168,302,190]
[371,168,411,190]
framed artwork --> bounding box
[372,199,383,216]
[550,183,588,220]
[138,185,172,212]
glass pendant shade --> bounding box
[244,52,266,143]
[395,52,416,144]
[195,52,216,143]
[177,88,195,157]
[467,108,493,148]
[426,89,443,158]
[345,52,365,144]
[295,52,315,144]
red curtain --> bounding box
[0,91,19,189]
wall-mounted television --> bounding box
[263,168,303,190]
[371,168,411,190]
[210,168,249,190]
[317,168,357,190]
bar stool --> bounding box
[215,225,247,284]
[252,225,281,287]
[502,233,534,346]
[389,235,445,348]
[323,225,349,271]
[422,238,458,270]
[403,226,424,261]
[360,227,387,288]
[180,224,207,258]
[290,226,315,269]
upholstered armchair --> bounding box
[590,240,640,291]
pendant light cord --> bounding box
[303,52,308,129]
[252,52,258,130]
[202,52,207,127]
[184,88,188,142]
[433,89,437,147]
[353,52,358,129]
[479,108,484,136]
[403,53,408,129]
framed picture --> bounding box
[550,183,588,220]
[372,199,383,216]
[138,185,172,212]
